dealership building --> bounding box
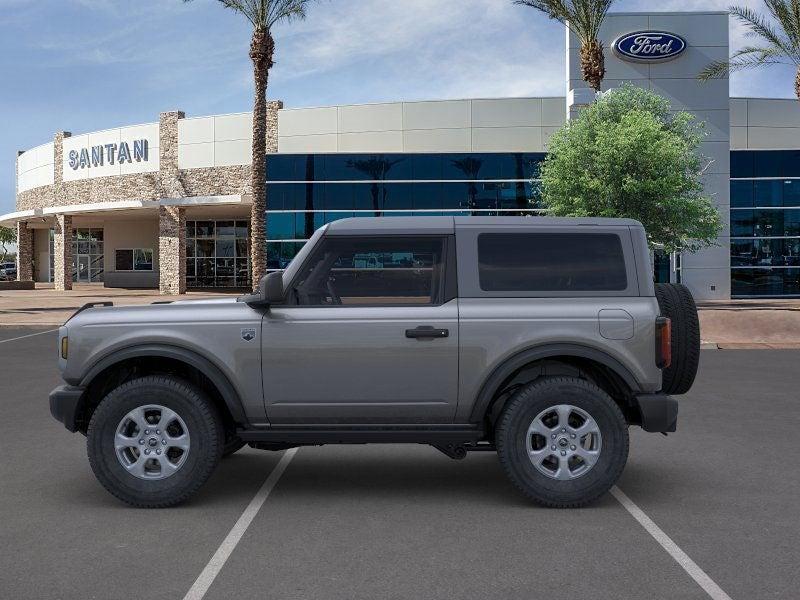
[4,10,800,300]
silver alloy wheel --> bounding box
[114,405,190,480]
[526,404,602,480]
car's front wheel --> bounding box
[496,377,629,508]
[87,375,224,508]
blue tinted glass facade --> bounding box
[265,153,545,269]
[731,150,800,297]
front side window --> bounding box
[478,233,627,292]
[290,237,445,306]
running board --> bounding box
[237,425,485,445]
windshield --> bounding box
[280,225,328,287]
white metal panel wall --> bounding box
[729,98,800,150]
[568,12,731,301]
[276,98,561,154]
[17,142,55,193]
[178,113,252,169]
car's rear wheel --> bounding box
[87,375,223,508]
[496,377,629,508]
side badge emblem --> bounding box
[241,328,257,342]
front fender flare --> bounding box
[468,343,642,423]
[77,343,247,424]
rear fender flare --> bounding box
[468,343,642,423]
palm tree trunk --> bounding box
[249,28,274,291]
[796,67,800,102]
[580,40,605,92]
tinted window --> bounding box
[730,151,754,178]
[730,180,753,208]
[115,249,133,271]
[291,237,445,306]
[477,233,627,292]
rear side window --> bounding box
[477,233,627,292]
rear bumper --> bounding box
[633,393,678,433]
[49,385,85,433]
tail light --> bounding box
[655,316,671,369]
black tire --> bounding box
[496,377,629,508]
[87,375,224,508]
[222,436,247,457]
[655,283,700,395]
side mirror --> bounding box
[263,271,285,304]
[241,271,284,308]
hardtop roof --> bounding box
[325,216,643,235]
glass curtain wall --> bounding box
[731,150,800,296]
[264,152,546,269]
[186,220,251,288]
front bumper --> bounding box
[49,385,85,432]
[633,393,678,433]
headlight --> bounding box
[61,336,69,360]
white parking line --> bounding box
[611,486,733,600]
[183,448,298,600]
[0,329,58,344]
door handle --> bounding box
[405,326,449,339]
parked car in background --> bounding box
[0,262,16,281]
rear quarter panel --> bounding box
[455,297,662,422]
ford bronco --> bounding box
[49,217,699,508]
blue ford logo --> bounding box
[613,31,686,62]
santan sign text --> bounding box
[68,139,149,170]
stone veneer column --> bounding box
[53,214,73,291]
[16,221,33,282]
[53,131,71,188]
[265,101,283,154]
[158,111,186,295]
[159,206,185,295]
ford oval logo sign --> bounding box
[613,31,686,62]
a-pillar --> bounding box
[159,205,186,295]
[53,214,73,291]
[16,221,33,282]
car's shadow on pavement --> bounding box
[57,451,283,511]
[250,447,620,511]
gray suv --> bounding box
[49,217,699,508]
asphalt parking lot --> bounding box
[1,327,798,600]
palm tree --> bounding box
[699,2,800,101]
[515,0,615,92]
[185,0,315,289]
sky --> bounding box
[0,0,797,216]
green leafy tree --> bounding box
[699,2,800,100]
[184,0,316,289]
[515,0,615,91]
[0,226,15,263]
[539,84,722,253]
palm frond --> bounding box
[515,0,615,43]
[266,0,311,28]
[186,0,312,30]
[699,46,788,80]
[730,5,799,64]
[764,0,800,46]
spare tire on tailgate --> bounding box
[654,283,700,395]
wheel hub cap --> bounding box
[526,404,602,480]
[114,405,191,480]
